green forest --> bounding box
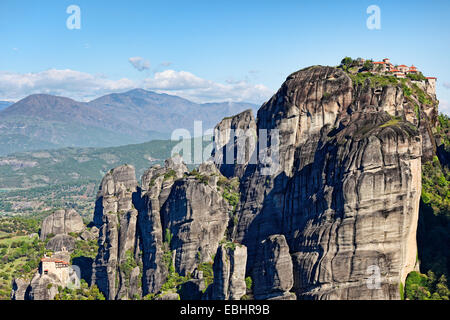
[407,114,450,300]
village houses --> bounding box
[371,58,437,85]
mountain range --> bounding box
[0,89,258,156]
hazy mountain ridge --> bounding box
[0,90,258,156]
[89,89,258,133]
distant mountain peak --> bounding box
[0,89,259,156]
[125,88,152,95]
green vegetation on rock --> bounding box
[189,169,209,185]
[245,276,253,291]
[218,176,240,211]
[0,232,46,299]
[119,250,139,289]
[404,271,449,300]
[70,239,98,262]
[163,169,177,181]
[348,72,399,88]
[54,279,105,300]
[407,117,450,300]
[406,72,426,81]
[198,261,214,291]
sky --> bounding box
[0,0,449,114]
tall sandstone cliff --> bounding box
[91,164,140,300]
[88,65,440,300]
[230,66,425,299]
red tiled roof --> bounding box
[398,65,408,67]
[41,258,69,265]
[426,77,437,79]
[373,61,385,64]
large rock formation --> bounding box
[161,161,232,276]
[252,235,295,300]
[208,243,247,300]
[138,155,188,296]
[40,209,84,240]
[45,234,76,252]
[91,156,235,299]
[229,66,424,300]
[287,108,422,300]
[26,273,60,300]
[91,164,140,300]
[83,64,439,301]
[213,109,257,179]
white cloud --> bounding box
[128,57,150,71]
[0,69,273,104]
[144,70,210,90]
[0,69,136,101]
[143,70,273,103]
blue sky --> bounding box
[0,0,449,113]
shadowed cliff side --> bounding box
[227,66,426,299]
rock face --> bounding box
[91,156,236,299]
[252,235,295,300]
[288,109,422,300]
[229,66,424,300]
[11,278,28,300]
[209,243,247,300]
[91,164,139,300]
[80,226,99,241]
[154,292,180,300]
[161,161,231,276]
[40,209,84,240]
[213,109,257,179]
[138,155,188,296]
[45,234,76,252]
[26,273,60,300]
[93,164,139,226]
[179,269,206,300]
